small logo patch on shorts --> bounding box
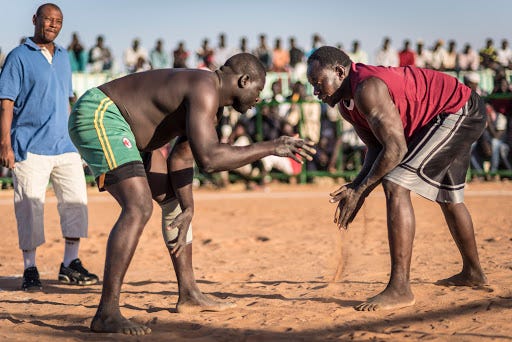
[122,137,133,149]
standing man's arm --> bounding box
[0,99,15,169]
[331,77,407,229]
[186,86,315,172]
[167,136,195,257]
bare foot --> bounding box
[355,288,415,311]
[435,271,488,287]
[90,312,151,335]
[176,293,236,314]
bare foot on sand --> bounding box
[355,288,415,311]
[90,313,151,335]
[176,293,237,314]
[435,271,488,287]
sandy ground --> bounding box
[0,180,511,341]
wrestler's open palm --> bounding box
[167,210,193,258]
[274,136,316,163]
[330,184,365,230]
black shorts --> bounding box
[384,91,486,203]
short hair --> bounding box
[224,53,266,81]
[36,3,61,16]
[307,46,351,69]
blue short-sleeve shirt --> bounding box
[0,38,77,162]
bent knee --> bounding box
[382,179,410,198]
[126,200,153,223]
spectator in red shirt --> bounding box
[398,40,415,67]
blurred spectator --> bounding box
[254,34,272,70]
[398,39,415,67]
[88,35,113,73]
[228,121,302,187]
[172,41,189,68]
[289,37,306,83]
[348,40,368,64]
[443,40,457,71]
[496,39,512,69]
[149,39,170,69]
[487,77,512,174]
[236,36,249,54]
[479,38,498,69]
[0,47,6,70]
[214,33,233,68]
[123,38,148,73]
[306,33,324,58]
[457,43,480,71]
[430,39,447,70]
[464,73,490,176]
[375,36,398,66]
[415,40,432,68]
[286,82,321,144]
[271,38,290,72]
[288,37,304,69]
[309,105,343,173]
[196,38,214,70]
[67,32,87,72]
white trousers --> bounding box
[12,152,88,250]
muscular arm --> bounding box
[186,85,314,173]
[353,77,408,194]
[0,99,15,168]
[330,78,407,229]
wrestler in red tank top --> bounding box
[338,63,471,141]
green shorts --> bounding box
[69,88,142,188]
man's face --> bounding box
[33,5,63,43]
[233,76,265,113]
[307,60,343,107]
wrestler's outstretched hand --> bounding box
[167,209,193,258]
[274,136,316,163]
[330,183,365,230]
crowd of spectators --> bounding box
[1,32,512,186]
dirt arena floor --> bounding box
[0,180,511,341]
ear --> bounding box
[334,65,346,80]
[238,74,250,88]
[32,14,37,25]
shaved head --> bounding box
[224,53,266,82]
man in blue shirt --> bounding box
[0,3,98,291]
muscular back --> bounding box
[99,69,220,151]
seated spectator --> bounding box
[67,32,87,72]
[415,39,432,68]
[172,41,189,68]
[430,39,447,70]
[196,38,215,70]
[124,38,148,73]
[443,40,457,71]
[289,37,306,83]
[254,34,272,70]
[496,39,512,69]
[398,39,415,67]
[228,121,302,187]
[150,39,170,69]
[487,77,512,175]
[88,35,113,73]
[0,46,6,70]
[214,33,234,68]
[479,38,498,70]
[272,38,290,72]
[348,40,368,64]
[286,82,321,144]
[375,36,398,67]
[457,43,480,71]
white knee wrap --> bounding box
[160,199,193,248]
